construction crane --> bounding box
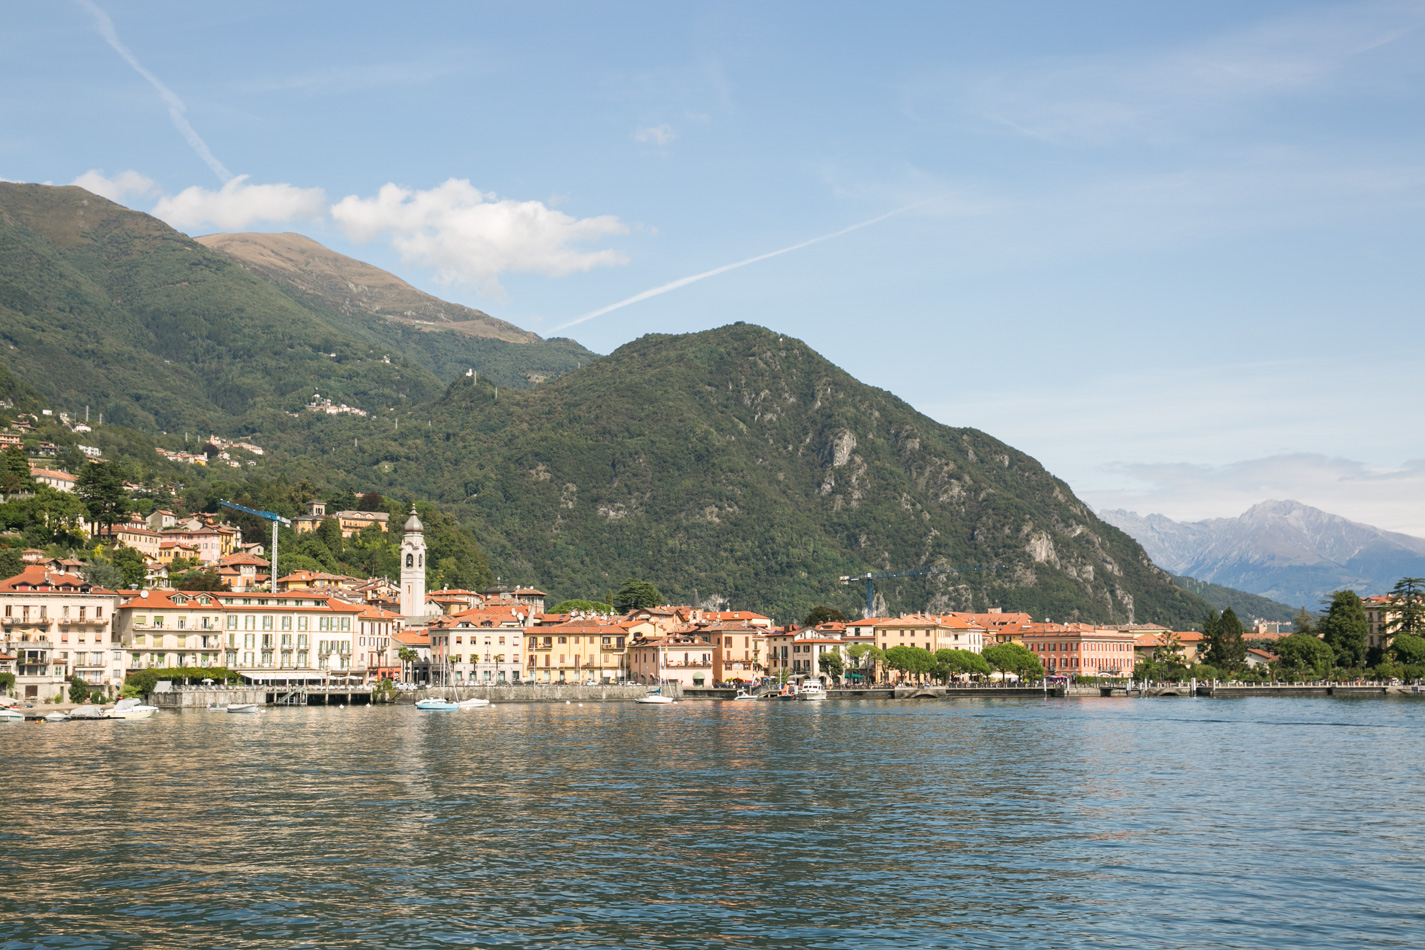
[840,564,998,618]
[218,500,292,592]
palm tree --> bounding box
[398,646,417,684]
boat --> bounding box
[798,680,828,702]
[44,712,70,723]
[0,707,23,723]
[104,698,158,719]
[776,684,798,700]
[456,697,490,709]
[415,698,459,711]
[69,704,105,719]
[732,690,756,701]
[226,703,261,714]
[634,642,676,703]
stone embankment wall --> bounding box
[152,688,268,708]
[399,683,682,704]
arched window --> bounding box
[405,553,413,568]
[418,554,423,568]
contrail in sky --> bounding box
[75,0,232,183]
[551,203,924,333]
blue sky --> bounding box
[4,1,1424,534]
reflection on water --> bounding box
[2,697,1424,948]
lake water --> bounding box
[2,696,1423,949]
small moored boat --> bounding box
[415,698,459,711]
[105,698,158,719]
[732,690,756,701]
[456,697,490,709]
[45,711,70,723]
[798,681,828,701]
[69,704,105,719]
[0,706,24,723]
[226,703,261,714]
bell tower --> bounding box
[399,506,426,618]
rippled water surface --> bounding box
[2,696,1424,949]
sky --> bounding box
[3,1,1424,535]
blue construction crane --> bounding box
[840,564,998,618]
[218,500,292,592]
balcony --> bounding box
[4,616,51,628]
[58,616,107,627]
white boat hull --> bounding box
[0,708,23,723]
[457,698,490,708]
[226,704,261,714]
[634,695,675,704]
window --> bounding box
[405,553,413,568]
[226,615,237,630]
[298,616,308,632]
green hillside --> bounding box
[1170,574,1300,624]
[0,183,596,430]
[241,324,1217,626]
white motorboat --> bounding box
[732,690,756,701]
[0,706,24,723]
[415,698,459,711]
[634,692,675,704]
[456,697,490,709]
[69,704,105,719]
[226,703,261,714]
[105,698,158,719]
[45,712,70,723]
[798,681,828,701]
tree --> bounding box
[818,651,845,682]
[982,643,1044,680]
[803,605,848,628]
[80,558,125,590]
[0,546,22,582]
[111,546,148,589]
[75,460,129,538]
[1291,607,1315,637]
[357,492,386,512]
[1318,590,1369,669]
[1204,608,1247,672]
[172,568,224,591]
[549,599,615,615]
[614,578,663,612]
[68,675,90,703]
[1274,633,1334,679]
[0,447,35,494]
[1390,632,1425,666]
[933,648,990,681]
[846,643,883,683]
[1387,578,1425,638]
[1155,631,1189,679]
[883,645,933,682]
[398,646,417,683]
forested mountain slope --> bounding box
[0,184,596,431]
[258,324,1214,624]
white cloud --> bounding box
[71,169,157,203]
[330,178,628,293]
[634,124,677,148]
[1080,455,1425,538]
[151,175,327,232]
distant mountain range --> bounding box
[1098,500,1425,609]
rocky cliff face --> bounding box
[1099,500,1425,607]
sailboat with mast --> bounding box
[634,639,676,704]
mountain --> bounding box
[194,232,536,343]
[258,323,1216,626]
[0,183,597,431]
[1099,501,1425,608]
